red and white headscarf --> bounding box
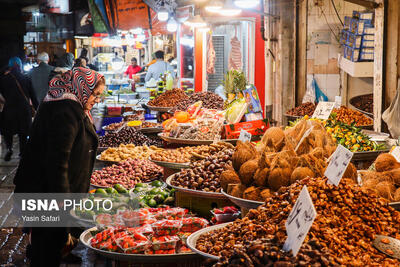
[44,67,104,121]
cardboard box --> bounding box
[224,119,269,139]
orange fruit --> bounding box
[175,111,190,123]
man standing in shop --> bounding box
[124,57,142,79]
[29,52,55,103]
[145,51,175,82]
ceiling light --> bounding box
[234,0,259,9]
[205,0,223,13]
[219,0,242,16]
[167,17,178,32]
[184,15,207,28]
[157,7,169,22]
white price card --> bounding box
[283,186,317,256]
[324,144,353,186]
[295,126,314,152]
[334,96,342,108]
[238,129,252,142]
[390,146,400,163]
[312,101,335,120]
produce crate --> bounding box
[360,50,374,61]
[361,39,374,48]
[175,191,233,219]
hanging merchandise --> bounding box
[103,0,151,33]
[313,78,328,103]
[228,36,242,71]
[88,0,109,33]
[206,34,216,74]
[303,77,328,104]
[383,79,400,138]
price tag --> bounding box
[312,101,335,120]
[283,186,317,256]
[334,96,342,108]
[324,145,353,186]
[390,146,400,162]
[238,129,252,142]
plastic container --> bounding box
[154,207,188,220]
[210,210,241,223]
[180,217,209,233]
[151,235,180,251]
[120,210,150,226]
[132,224,154,236]
[116,237,151,254]
[151,220,182,236]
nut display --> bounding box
[142,121,162,128]
[150,142,234,164]
[286,102,316,117]
[100,144,162,162]
[351,93,373,114]
[171,92,224,112]
[148,88,188,107]
[91,159,163,189]
[196,177,400,266]
[333,106,372,126]
[99,127,162,148]
[105,121,125,131]
[171,149,234,192]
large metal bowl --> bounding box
[158,133,240,146]
[150,159,191,170]
[221,189,264,210]
[186,223,232,260]
[146,105,172,112]
[80,227,200,262]
[166,173,227,199]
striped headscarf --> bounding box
[44,67,104,120]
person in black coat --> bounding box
[14,67,105,266]
[0,57,38,161]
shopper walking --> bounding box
[57,52,74,70]
[0,57,38,161]
[29,52,55,103]
[14,67,105,266]
[145,50,175,82]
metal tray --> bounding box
[186,223,232,260]
[352,148,390,161]
[221,189,263,210]
[158,133,240,145]
[146,105,172,112]
[150,159,190,170]
[166,173,227,199]
[80,227,200,262]
[349,94,374,117]
[140,127,163,134]
[284,113,303,123]
[96,154,118,164]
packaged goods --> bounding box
[152,220,182,236]
[180,217,209,233]
[150,235,180,251]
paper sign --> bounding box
[390,147,400,163]
[334,96,342,108]
[324,145,353,186]
[312,102,335,120]
[238,129,252,142]
[283,186,317,256]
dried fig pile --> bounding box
[197,177,400,266]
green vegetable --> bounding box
[114,184,128,193]
[151,180,163,187]
[147,198,157,207]
[95,188,108,197]
[149,188,161,195]
[153,194,165,204]
[135,183,146,188]
[106,187,118,194]
[164,197,174,205]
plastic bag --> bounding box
[383,79,400,138]
[302,77,328,104]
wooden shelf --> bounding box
[338,55,374,78]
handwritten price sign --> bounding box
[283,186,317,256]
[391,146,400,163]
[312,102,335,120]
[324,145,353,186]
[238,129,252,142]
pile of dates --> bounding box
[90,159,163,189]
[99,127,162,147]
[171,92,224,112]
[171,149,233,192]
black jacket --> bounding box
[14,99,98,193]
[0,68,38,136]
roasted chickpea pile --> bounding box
[197,177,400,266]
[333,106,373,126]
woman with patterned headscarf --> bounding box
[14,67,105,266]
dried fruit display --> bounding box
[100,144,162,162]
[148,88,188,107]
[286,102,316,117]
[351,93,373,114]
[197,177,400,266]
[105,121,125,131]
[171,92,224,112]
[361,153,400,202]
[170,149,234,192]
[99,127,162,148]
[333,106,372,126]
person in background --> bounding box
[0,57,38,161]
[73,57,87,69]
[145,51,175,82]
[79,48,98,71]
[29,52,55,103]
[14,67,105,266]
[57,52,74,70]
[124,57,142,79]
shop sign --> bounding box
[39,0,69,14]
[283,186,317,256]
[312,101,335,120]
[324,144,353,186]
[238,129,252,142]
